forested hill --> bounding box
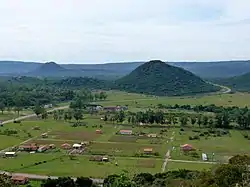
[213,72,250,92]
[116,60,219,96]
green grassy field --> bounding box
[0,153,163,178]
[2,91,250,179]
[100,91,250,108]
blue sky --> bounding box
[0,0,250,63]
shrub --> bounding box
[180,128,184,131]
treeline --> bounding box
[0,77,108,111]
[158,104,250,129]
[102,155,250,187]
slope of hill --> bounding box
[54,77,113,89]
[26,62,83,77]
[116,60,219,96]
[213,72,250,92]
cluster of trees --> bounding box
[0,77,108,113]
[103,155,250,187]
[104,110,165,125]
[158,104,250,129]
[0,175,97,187]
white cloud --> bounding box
[0,0,250,63]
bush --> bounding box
[180,128,184,131]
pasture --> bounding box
[1,91,250,178]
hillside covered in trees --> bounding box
[213,72,250,92]
[116,60,219,96]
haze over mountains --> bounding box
[1,60,250,79]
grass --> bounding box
[0,153,162,178]
[170,128,250,162]
[2,91,250,178]
[100,92,250,108]
[167,161,214,171]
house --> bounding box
[38,145,49,153]
[86,104,103,111]
[5,152,17,157]
[41,133,48,138]
[44,104,53,109]
[143,148,153,154]
[181,144,194,151]
[104,105,128,112]
[61,143,71,150]
[72,143,82,149]
[11,176,29,185]
[147,133,157,138]
[49,144,56,149]
[119,130,133,135]
[96,129,102,134]
[19,144,38,152]
[103,106,119,112]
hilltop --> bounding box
[116,60,219,96]
[26,62,83,77]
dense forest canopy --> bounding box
[116,60,219,96]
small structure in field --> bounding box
[119,130,133,135]
[61,143,71,150]
[143,148,153,154]
[96,129,102,134]
[89,156,109,162]
[19,144,38,152]
[81,141,90,146]
[41,133,48,138]
[33,126,40,130]
[49,144,56,149]
[38,145,49,153]
[147,133,157,138]
[72,143,82,149]
[11,175,29,185]
[5,152,17,157]
[181,144,194,151]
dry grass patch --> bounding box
[49,131,100,141]
[109,135,137,142]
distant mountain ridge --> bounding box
[116,60,219,96]
[1,60,250,79]
[26,62,84,77]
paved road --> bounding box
[0,171,104,184]
[1,106,69,125]
[207,82,232,94]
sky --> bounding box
[0,0,250,64]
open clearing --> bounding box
[1,91,250,178]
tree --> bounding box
[94,93,100,101]
[41,111,48,119]
[0,174,13,187]
[202,116,208,127]
[53,111,59,120]
[115,110,125,123]
[73,109,83,122]
[132,173,154,186]
[0,102,5,114]
[180,115,188,127]
[75,177,93,187]
[208,118,214,128]
[33,104,44,116]
[197,115,202,128]
[99,92,107,100]
[42,177,75,187]
[190,116,196,126]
